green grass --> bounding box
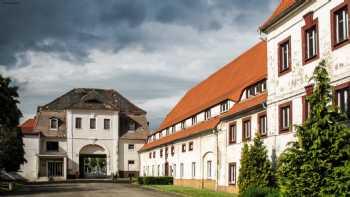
[143,185,237,197]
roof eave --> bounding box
[260,0,307,33]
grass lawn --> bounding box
[143,185,237,197]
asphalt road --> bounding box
[1,182,179,197]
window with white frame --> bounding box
[90,118,96,129]
[128,144,135,150]
[279,102,292,133]
[207,160,212,179]
[305,26,318,59]
[181,121,185,129]
[243,118,251,141]
[75,117,82,129]
[279,39,291,72]
[335,7,349,44]
[171,126,175,134]
[191,116,197,125]
[228,163,236,185]
[220,101,229,113]
[191,162,196,178]
[258,113,268,136]
[229,123,236,144]
[336,85,349,117]
[166,128,170,135]
[50,118,58,130]
[180,163,184,178]
[205,109,211,120]
[173,164,176,177]
[104,119,110,130]
[128,120,136,131]
[157,165,160,176]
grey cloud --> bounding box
[0,0,277,67]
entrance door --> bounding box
[79,154,107,178]
[47,161,63,177]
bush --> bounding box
[240,185,280,197]
[138,176,173,185]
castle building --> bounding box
[19,88,149,181]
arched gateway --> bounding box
[79,144,107,178]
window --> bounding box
[278,37,291,75]
[242,118,251,141]
[153,151,156,158]
[157,165,160,176]
[258,112,267,137]
[228,123,236,144]
[159,132,163,138]
[302,85,313,122]
[128,144,135,150]
[332,4,349,49]
[191,162,196,178]
[152,165,155,176]
[181,121,185,129]
[50,118,58,130]
[75,117,82,129]
[128,120,136,131]
[335,83,350,117]
[279,102,292,133]
[191,116,197,125]
[302,13,319,64]
[104,119,110,130]
[160,149,163,158]
[90,118,96,129]
[171,126,176,134]
[189,142,193,151]
[165,147,169,157]
[182,144,186,152]
[220,101,229,113]
[207,160,212,179]
[149,152,152,159]
[46,141,59,152]
[246,80,267,98]
[166,128,170,135]
[173,164,176,177]
[128,160,135,165]
[180,163,184,178]
[228,162,236,185]
[171,145,175,156]
[205,109,211,120]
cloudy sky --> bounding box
[0,0,278,130]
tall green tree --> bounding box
[238,134,274,195]
[0,74,25,172]
[278,60,350,196]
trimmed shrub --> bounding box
[240,185,280,197]
[137,177,144,184]
[138,176,173,185]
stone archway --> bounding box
[79,144,107,178]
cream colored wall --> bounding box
[118,139,144,172]
[19,135,40,181]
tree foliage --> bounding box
[238,134,275,195]
[0,74,25,172]
[278,60,350,196]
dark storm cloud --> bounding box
[0,0,276,67]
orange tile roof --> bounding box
[19,118,39,135]
[157,41,267,133]
[221,93,267,119]
[260,0,302,31]
[140,116,220,152]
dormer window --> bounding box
[171,126,175,134]
[181,121,185,129]
[245,80,266,99]
[205,109,211,120]
[191,116,197,125]
[220,101,229,113]
[166,128,170,135]
[128,120,136,131]
[50,118,58,130]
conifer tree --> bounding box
[238,134,274,195]
[278,60,350,196]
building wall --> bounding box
[66,109,119,176]
[19,135,40,181]
[118,139,144,177]
[265,0,350,155]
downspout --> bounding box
[215,127,219,192]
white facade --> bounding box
[140,0,350,193]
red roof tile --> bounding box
[19,118,39,135]
[260,0,302,31]
[157,41,267,133]
[140,116,220,152]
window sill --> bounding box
[332,39,350,51]
[278,67,291,77]
[279,128,292,134]
[228,183,236,186]
[303,55,319,65]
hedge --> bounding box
[138,176,173,185]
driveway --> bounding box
[2,182,179,197]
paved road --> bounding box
[1,182,179,197]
